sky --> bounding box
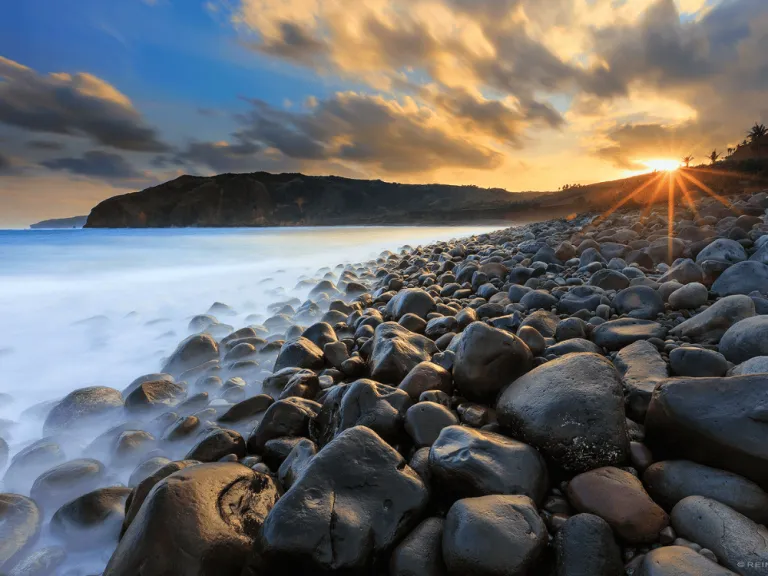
[0,0,767,227]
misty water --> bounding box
[0,224,505,572]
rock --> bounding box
[554,513,624,576]
[426,317,458,340]
[390,517,447,576]
[730,356,768,376]
[122,459,200,534]
[614,286,664,320]
[591,319,667,351]
[567,466,669,544]
[277,438,317,490]
[185,428,246,462]
[554,317,589,342]
[106,464,278,576]
[279,371,321,400]
[0,436,7,471]
[649,237,685,264]
[669,347,728,377]
[386,288,437,320]
[162,334,219,376]
[301,322,337,349]
[398,362,452,400]
[520,290,558,310]
[370,322,438,384]
[43,386,123,436]
[324,341,350,369]
[254,426,428,574]
[558,286,605,314]
[3,439,66,493]
[712,261,768,296]
[442,495,548,576]
[30,458,105,510]
[128,455,171,487]
[668,282,708,310]
[5,546,67,576]
[452,322,533,402]
[639,546,736,576]
[719,316,768,364]
[613,340,668,422]
[696,238,747,265]
[247,397,321,453]
[669,295,755,344]
[273,337,325,372]
[0,494,41,573]
[218,394,274,423]
[645,375,768,488]
[123,372,175,397]
[643,460,768,524]
[497,353,629,473]
[405,403,459,448]
[52,486,132,551]
[671,496,768,575]
[124,380,187,413]
[429,426,548,504]
[589,269,630,291]
[659,259,705,285]
[334,379,412,444]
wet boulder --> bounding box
[614,285,664,320]
[3,439,66,493]
[669,347,728,377]
[254,426,428,574]
[567,466,668,544]
[429,426,548,504]
[712,261,768,296]
[106,464,278,576]
[43,386,123,436]
[386,288,437,320]
[277,438,317,490]
[124,380,187,413]
[370,322,438,384]
[218,394,274,424]
[247,397,321,453]
[390,517,447,576]
[162,334,219,376]
[398,361,452,400]
[0,494,41,573]
[30,458,106,511]
[669,295,755,344]
[442,495,548,576]
[5,546,67,576]
[273,337,325,373]
[554,513,623,576]
[497,353,629,473]
[591,319,667,351]
[301,322,337,349]
[696,238,747,265]
[52,486,132,551]
[185,428,246,462]
[405,402,459,448]
[452,322,533,403]
[719,316,768,364]
[332,379,412,444]
[645,375,768,488]
[613,340,668,422]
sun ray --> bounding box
[674,172,699,221]
[594,172,665,225]
[640,172,668,221]
[678,171,737,212]
[667,173,675,263]
[688,166,760,180]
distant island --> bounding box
[84,156,768,229]
[30,215,88,229]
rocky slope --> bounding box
[4,184,768,575]
[84,172,546,228]
[29,215,87,229]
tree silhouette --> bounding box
[748,123,767,142]
[708,149,720,165]
[681,155,694,168]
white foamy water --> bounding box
[0,224,514,573]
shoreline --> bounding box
[3,187,768,575]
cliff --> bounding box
[30,215,88,229]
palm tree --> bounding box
[727,147,734,156]
[708,149,720,165]
[748,123,767,142]
[681,155,694,168]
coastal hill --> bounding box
[30,215,88,229]
[84,162,768,228]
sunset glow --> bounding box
[642,159,682,172]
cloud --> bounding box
[176,140,263,173]
[0,150,11,172]
[0,56,167,152]
[26,140,65,150]
[41,150,144,181]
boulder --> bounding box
[185,428,246,462]
[730,356,768,376]
[273,337,325,372]
[518,309,559,338]
[30,458,106,510]
[669,347,728,377]
[162,334,219,376]
[106,464,278,576]
[669,295,755,344]
[52,486,132,551]
[659,259,705,285]
[334,379,412,444]
[638,546,737,576]
[390,517,447,576]
[429,426,548,504]
[558,286,605,314]
[442,495,548,576]
[497,353,629,472]
[254,426,428,574]
[452,322,533,402]
[712,261,768,296]
[613,340,668,422]
[398,362,452,400]
[645,375,768,488]
[370,323,438,384]
[277,438,317,490]
[719,316,768,364]
[5,546,67,576]
[301,322,337,349]
[405,403,459,448]
[124,380,187,413]
[671,496,768,575]
[554,513,623,576]
[386,289,437,320]
[695,238,747,265]
[43,386,123,436]
[247,397,321,453]
[643,460,768,524]
[3,439,66,493]
[0,494,41,573]
[218,394,274,424]
[567,466,669,544]
[614,286,664,320]
[668,282,708,310]
[589,269,630,291]
[591,319,667,351]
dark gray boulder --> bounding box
[277,438,317,490]
[613,340,668,422]
[390,517,447,576]
[669,347,728,377]
[669,295,755,344]
[405,402,459,448]
[442,495,548,576]
[162,334,219,376]
[429,426,548,504]
[185,428,245,462]
[452,322,533,402]
[614,286,664,320]
[554,513,623,576]
[591,319,667,351]
[386,288,437,320]
[497,353,629,472]
[30,458,106,510]
[124,380,187,413]
[43,386,123,436]
[52,486,132,551]
[517,310,559,338]
[712,261,768,296]
[639,546,736,575]
[273,337,325,372]
[247,397,321,453]
[695,238,747,265]
[398,362,452,400]
[370,322,438,384]
[719,316,768,364]
[334,379,412,444]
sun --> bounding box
[642,158,682,172]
